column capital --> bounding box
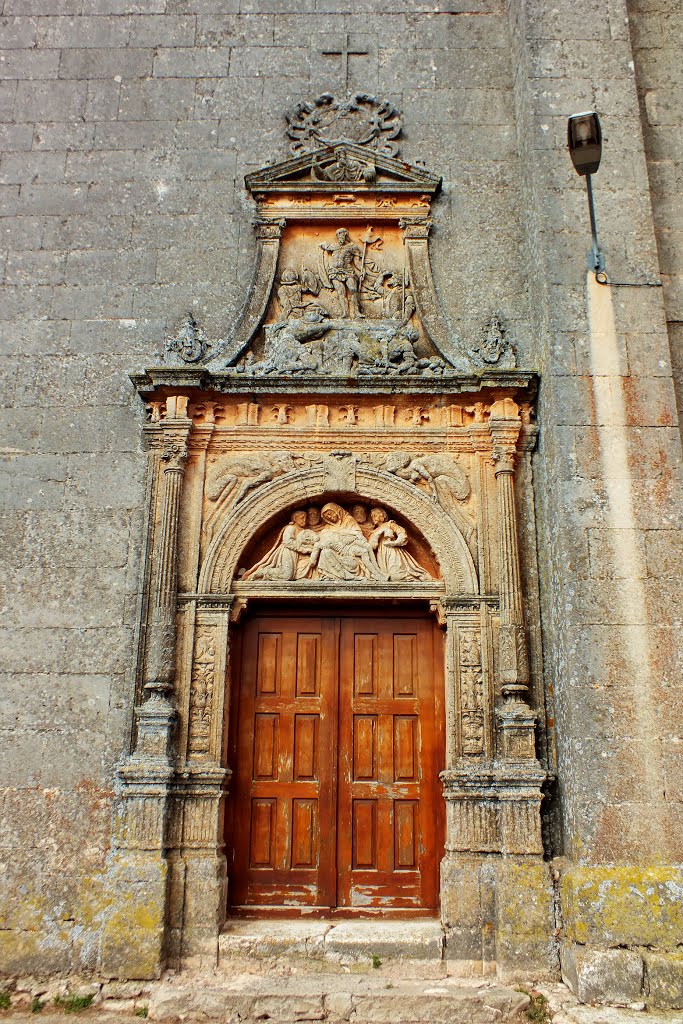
[491,444,516,476]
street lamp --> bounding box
[567,111,606,278]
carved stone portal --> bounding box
[115,95,551,979]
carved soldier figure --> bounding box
[320,228,364,318]
[277,267,324,319]
[381,325,418,374]
[264,310,330,373]
[277,268,307,319]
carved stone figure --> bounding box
[241,510,318,581]
[305,502,387,581]
[380,325,418,374]
[256,311,332,374]
[350,503,371,536]
[206,452,299,508]
[286,93,402,157]
[312,146,376,182]
[276,268,325,319]
[375,271,415,321]
[320,228,365,318]
[467,314,517,369]
[384,452,471,505]
[369,507,432,582]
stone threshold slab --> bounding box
[147,973,529,1022]
[219,918,445,961]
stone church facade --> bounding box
[1,0,681,1009]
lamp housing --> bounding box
[567,111,602,176]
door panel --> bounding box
[231,616,337,907]
[337,617,441,910]
[229,611,443,913]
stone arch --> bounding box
[198,465,479,594]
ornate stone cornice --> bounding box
[131,368,539,400]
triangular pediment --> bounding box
[245,143,441,194]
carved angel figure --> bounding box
[302,502,387,581]
[368,507,432,582]
[385,452,470,505]
[241,510,318,581]
[206,452,299,507]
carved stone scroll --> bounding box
[207,218,285,369]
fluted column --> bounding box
[118,401,192,804]
[144,429,190,703]
[490,404,536,763]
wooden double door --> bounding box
[227,610,444,913]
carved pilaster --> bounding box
[490,401,537,762]
[116,401,192,844]
[442,600,493,767]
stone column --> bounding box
[490,404,537,761]
[102,399,192,979]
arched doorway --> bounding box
[225,602,445,915]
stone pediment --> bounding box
[245,143,441,195]
[157,94,519,380]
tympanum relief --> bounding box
[232,222,442,377]
[240,502,434,584]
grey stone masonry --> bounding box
[0,0,681,1001]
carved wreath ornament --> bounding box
[286,93,402,157]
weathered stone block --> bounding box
[561,944,644,1005]
[644,951,683,1010]
[494,861,557,976]
[100,854,169,981]
[118,79,195,121]
[559,865,683,948]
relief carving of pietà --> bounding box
[241,501,433,583]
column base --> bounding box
[441,853,557,978]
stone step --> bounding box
[218,919,446,973]
[148,973,530,1023]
